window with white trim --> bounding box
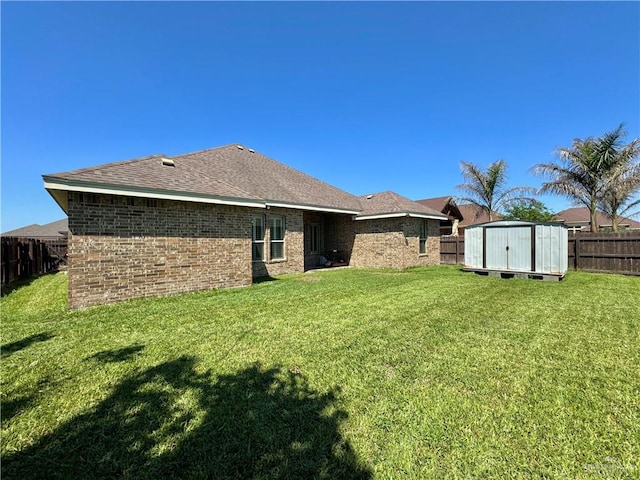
[419,220,428,254]
[270,216,285,260]
[252,215,265,261]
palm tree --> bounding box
[599,138,640,231]
[456,160,534,222]
[533,124,633,233]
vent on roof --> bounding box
[248,148,255,153]
[161,158,175,167]
[366,194,374,199]
[236,145,244,150]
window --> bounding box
[270,216,285,260]
[310,223,321,254]
[419,220,428,254]
[252,216,265,261]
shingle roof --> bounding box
[1,218,68,238]
[357,191,448,220]
[44,144,362,213]
[555,207,640,228]
[415,196,452,212]
[415,196,463,221]
[457,204,500,226]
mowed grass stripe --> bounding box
[1,266,638,479]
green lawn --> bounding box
[1,266,639,479]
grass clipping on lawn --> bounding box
[1,266,639,479]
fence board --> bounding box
[442,232,640,275]
[1,237,68,289]
[440,236,464,265]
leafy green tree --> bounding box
[533,124,634,233]
[456,160,534,221]
[502,199,556,222]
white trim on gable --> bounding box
[43,178,265,211]
[44,178,361,215]
[355,212,448,221]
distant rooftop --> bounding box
[1,218,68,238]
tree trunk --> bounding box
[612,211,619,232]
[589,200,599,233]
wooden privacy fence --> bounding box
[441,233,640,275]
[440,236,465,265]
[568,232,640,275]
[1,237,68,289]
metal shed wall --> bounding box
[464,221,568,276]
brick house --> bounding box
[44,144,447,308]
[554,207,640,233]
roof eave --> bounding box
[355,212,448,221]
[43,177,265,209]
[265,201,360,215]
[43,177,362,214]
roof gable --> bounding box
[357,191,448,220]
[415,196,463,220]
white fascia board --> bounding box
[355,212,408,221]
[265,201,360,215]
[43,178,266,209]
[407,212,449,220]
[356,212,448,221]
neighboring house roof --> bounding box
[415,196,463,221]
[356,191,448,221]
[555,207,640,229]
[44,144,362,214]
[456,204,500,227]
[1,218,68,238]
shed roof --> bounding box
[465,219,566,229]
[44,144,362,214]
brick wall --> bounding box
[65,191,441,308]
[350,217,440,268]
[67,192,260,308]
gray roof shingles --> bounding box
[45,145,362,212]
[45,145,450,220]
[358,191,448,219]
[2,218,68,238]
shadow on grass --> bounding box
[0,271,60,297]
[253,275,279,284]
[2,377,53,424]
[86,345,145,363]
[2,356,371,479]
[1,332,55,359]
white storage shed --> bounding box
[463,220,568,280]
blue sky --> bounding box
[2,1,639,232]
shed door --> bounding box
[485,227,532,272]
